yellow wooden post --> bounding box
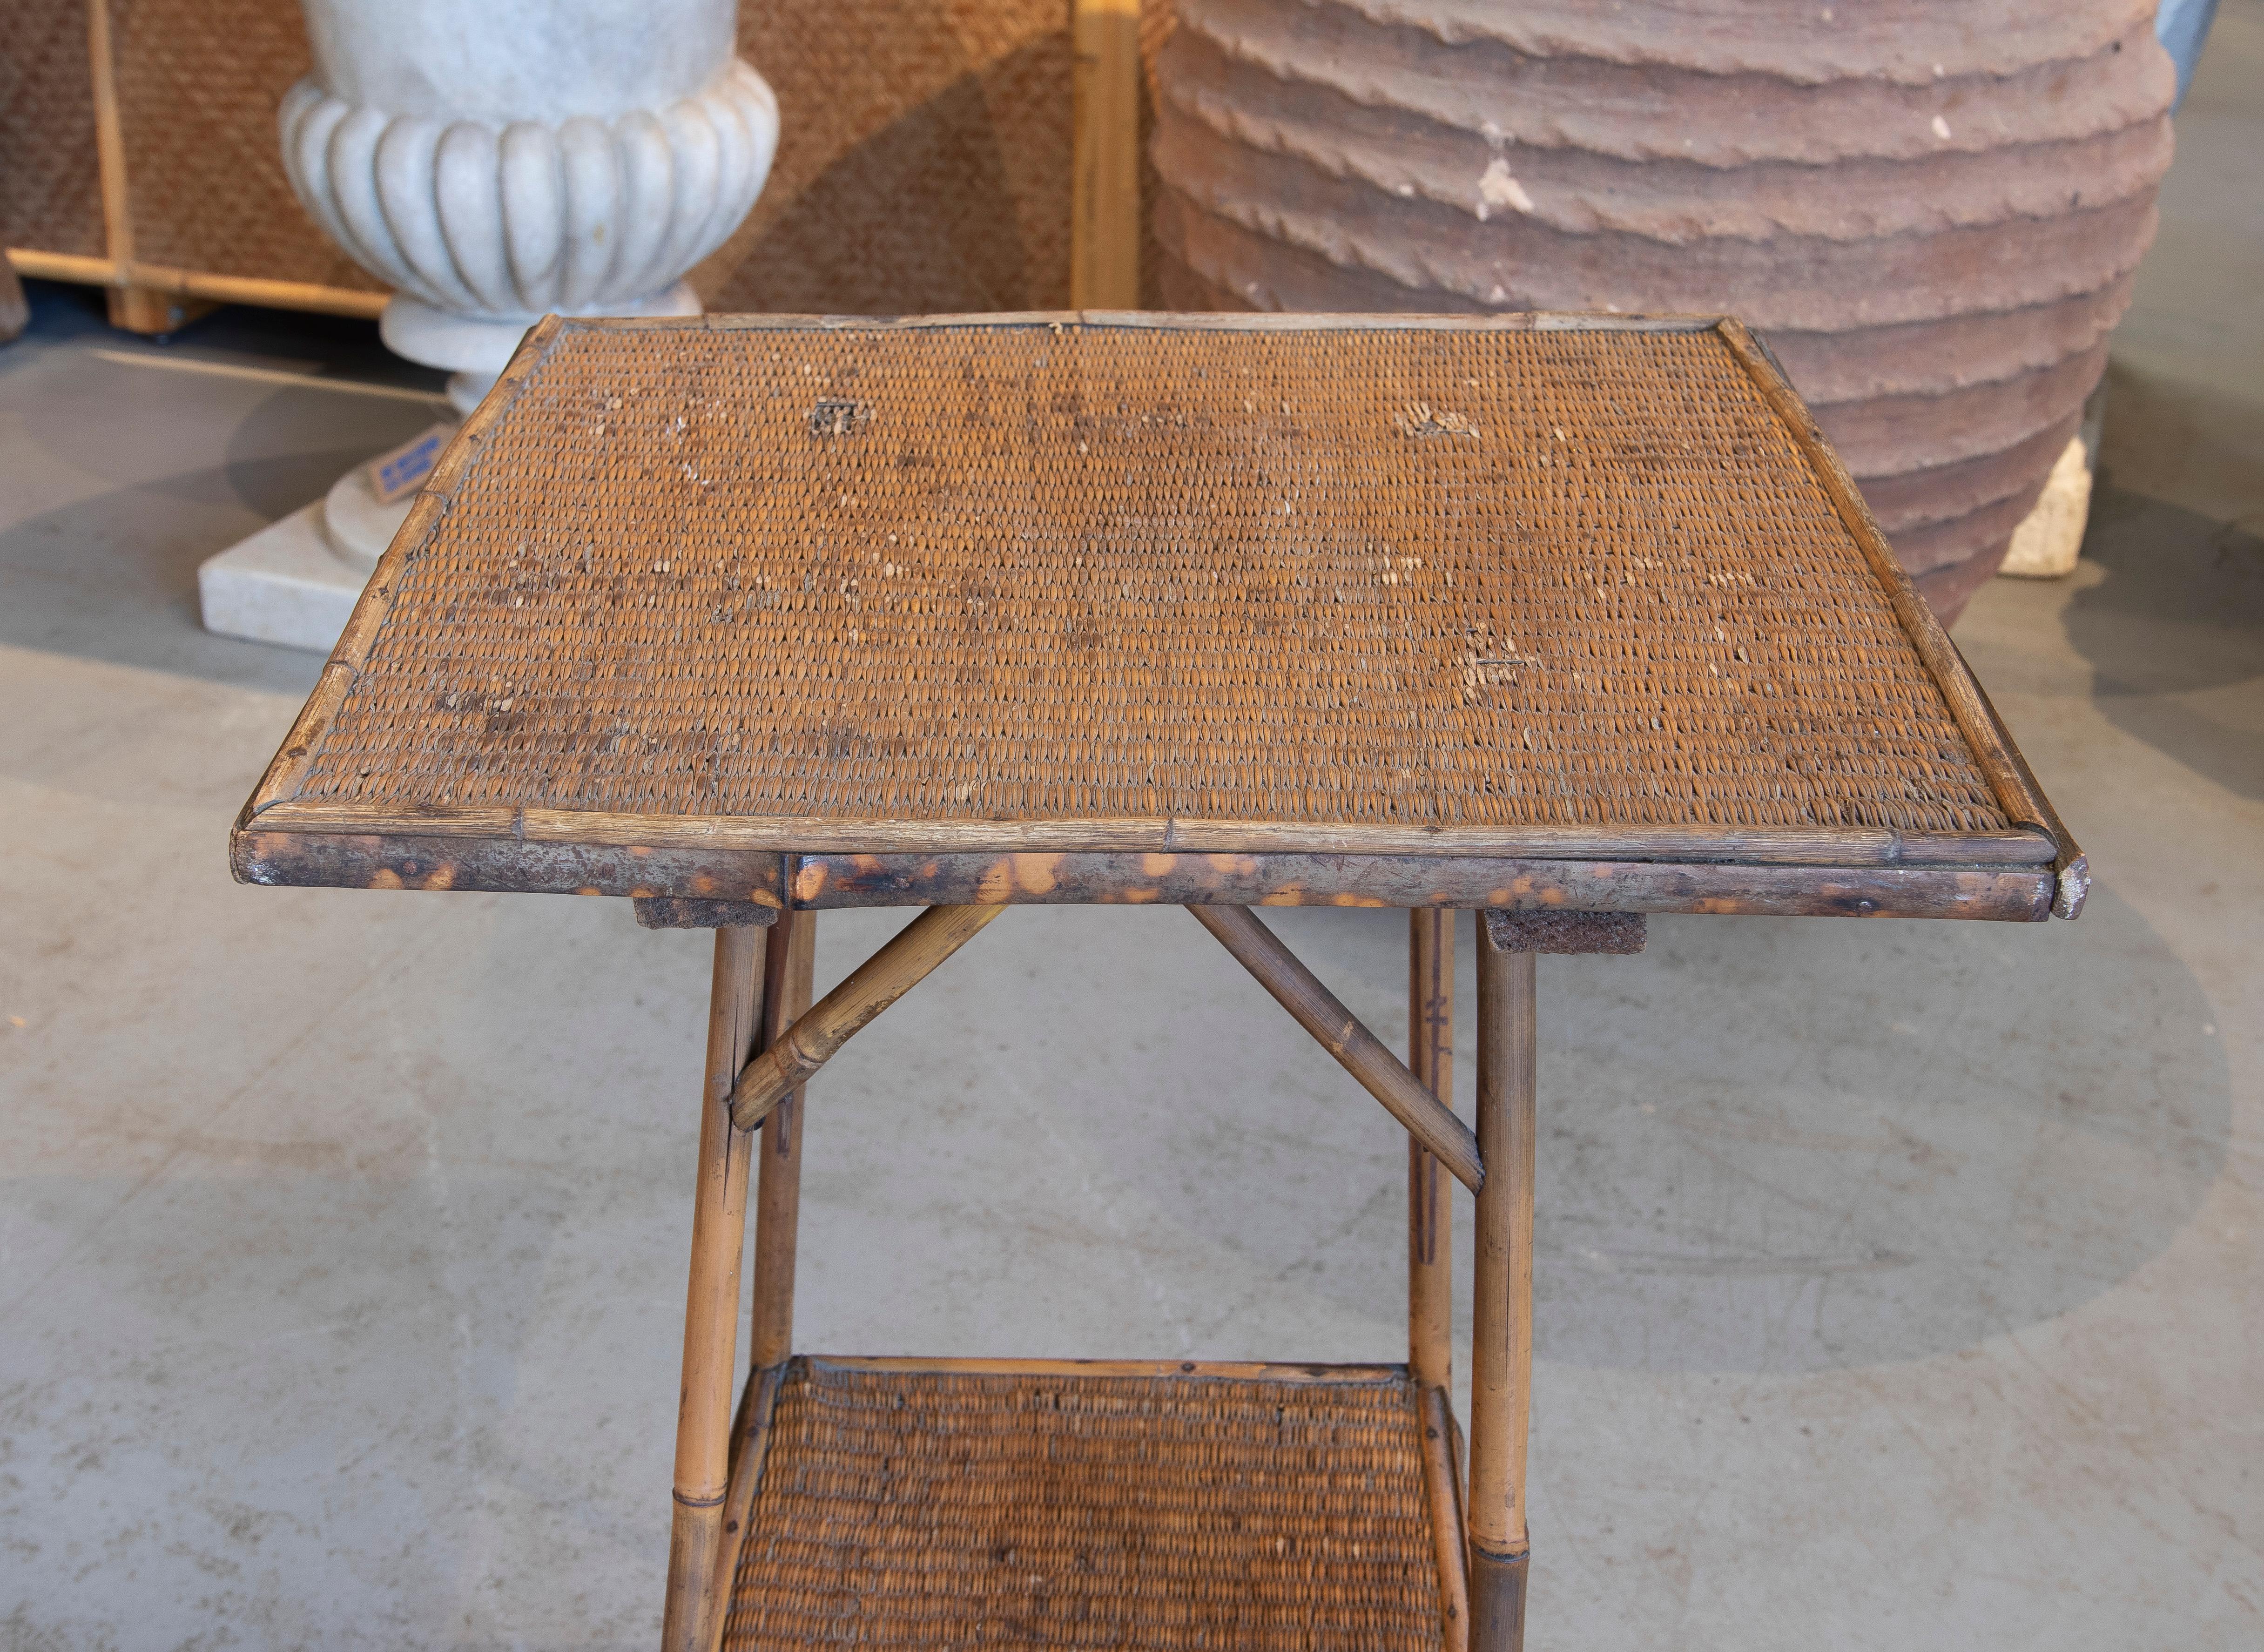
[1072,0,1142,309]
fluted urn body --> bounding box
[1152,0,2176,620]
[283,0,777,407]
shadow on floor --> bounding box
[10,276,439,390]
[0,463,358,693]
[1243,892,2230,1376]
[2065,479,2264,799]
[0,281,442,690]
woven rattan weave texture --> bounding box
[109,0,378,288]
[721,1362,1444,1652]
[293,315,2015,836]
[0,0,105,259]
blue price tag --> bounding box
[371,425,452,504]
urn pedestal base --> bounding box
[198,502,368,653]
[384,283,701,414]
[200,414,451,652]
[322,456,424,573]
[198,279,707,651]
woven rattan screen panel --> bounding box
[280,314,2040,858]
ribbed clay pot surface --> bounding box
[1151,0,2176,620]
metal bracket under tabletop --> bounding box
[636,897,781,930]
[1482,910,1646,954]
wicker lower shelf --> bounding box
[718,1357,1467,1652]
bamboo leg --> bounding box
[1409,909,1454,1391]
[1469,945,1536,1652]
[692,915,815,1652]
[660,925,768,1652]
[749,911,815,1372]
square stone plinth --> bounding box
[198,503,368,653]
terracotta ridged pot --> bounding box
[1150,0,2176,620]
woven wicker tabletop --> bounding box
[235,311,2082,918]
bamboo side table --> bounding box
[233,310,2083,1652]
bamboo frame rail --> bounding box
[727,904,1006,1131]
[4,249,389,321]
[1189,904,1485,1194]
[1468,942,1538,1652]
[661,925,768,1652]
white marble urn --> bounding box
[197,0,776,653]
[282,0,778,412]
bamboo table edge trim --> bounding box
[237,800,2060,867]
[230,830,2058,921]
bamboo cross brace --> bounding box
[728,904,1006,1130]
[1187,905,1485,1193]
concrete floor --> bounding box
[4,17,2259,1649]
